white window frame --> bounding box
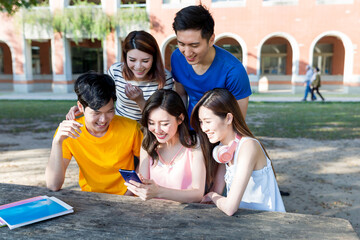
[316,0,353,5]
[162,0,196,9]
[211,0,246,8]
[262,0,298,6]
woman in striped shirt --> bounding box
[66,30,174,121]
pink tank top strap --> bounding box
[149,146,194,190]
[186,147,193,169]
[157,145,184,166]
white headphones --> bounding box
[212,134,241,164]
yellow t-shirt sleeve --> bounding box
[132,122,143,158]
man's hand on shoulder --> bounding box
[54,120,83,144]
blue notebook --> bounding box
[0,196,73,230]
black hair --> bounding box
[141,89,196,163]
[74,71,117,110]
[172,5,214,41]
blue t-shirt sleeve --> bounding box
[171,46,252,101]
[171,49,190,85]
[225,62,252,100]
[170,50,179,83]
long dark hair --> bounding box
[141,89,196,163]
[190,88,274,187]
[122,30,166,88]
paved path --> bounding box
[0,91,359,102]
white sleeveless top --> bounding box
[224,137,286,212]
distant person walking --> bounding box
[301,65,313,101]
[311,67,325,101]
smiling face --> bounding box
[126,49,154,80]
[78,99,115,138]
[148,107,182,144]
[198,106,234,144]
[176,29,214,66]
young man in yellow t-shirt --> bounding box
[45,71,143,195]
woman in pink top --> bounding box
[125,89,206,203]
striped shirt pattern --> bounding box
[108,62,174,121]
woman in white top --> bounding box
[66,30,174,121]
[190,88,285,216]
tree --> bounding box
[0,0,40,15]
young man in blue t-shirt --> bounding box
[171,5,252,119]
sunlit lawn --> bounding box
[247,102,360,140]
[0,100,359,140]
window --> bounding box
[69,0,101,5]
[316,0,353,5]
[263,0,298,6]
[222,44,242,62]
[119,0,146,9]
[71,47,103,74]
[31,41,52,75]
[32,46,41,75]
[261,44,287,75]
[163,0,195,5]
[121,0,146,4]
[212,0,246,7]
[313,44,333,75]
[215,41,242,62]
[33,0,49,6]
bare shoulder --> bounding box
[192,145,202,154]
[238,138,267,169]
[190,145,205,161]
[140,147,150,158]
[238,138,264,156]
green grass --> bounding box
[0,100,359,140]
[0,100,75,133]
[0,100,75,121]
[247,102,360,140]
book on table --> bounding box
[0,195,73,230]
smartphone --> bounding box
[119,169,142,183]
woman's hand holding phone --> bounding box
[124,178,160,201]
[119,169,142,183]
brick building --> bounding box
[0,0,359,94]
